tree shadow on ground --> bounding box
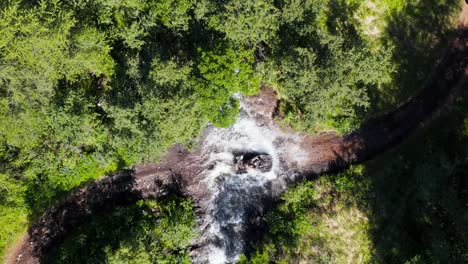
[362,1,468,262]
[363,82,468,263]
[368,0,461,113]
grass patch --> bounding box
[0,207,28,261]
[240,166,373,263]
[0,173,28,261]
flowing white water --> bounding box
[192,100,306,264]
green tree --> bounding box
[206,0,280,47]
[195,45,261,127]
[272,0,393,132]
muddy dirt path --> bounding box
[6,4,468,264]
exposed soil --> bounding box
[461,4,468,27]
[3,234,29,264]
[6,5,468,264]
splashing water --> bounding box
[192,100,306,264]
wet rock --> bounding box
[242,86,278,126]
[246,154,273,173]
[234,153,273,174]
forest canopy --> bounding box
[0,0,464,263]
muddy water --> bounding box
[191,102,306,264]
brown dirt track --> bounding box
[5,4,468,264]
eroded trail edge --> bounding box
[8,8,468,264]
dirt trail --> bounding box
[3,234,29,264]
[5,4,468,264]
[461,3,468,27]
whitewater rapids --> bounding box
[191,97,308,264]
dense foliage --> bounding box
[0,0,464,262]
